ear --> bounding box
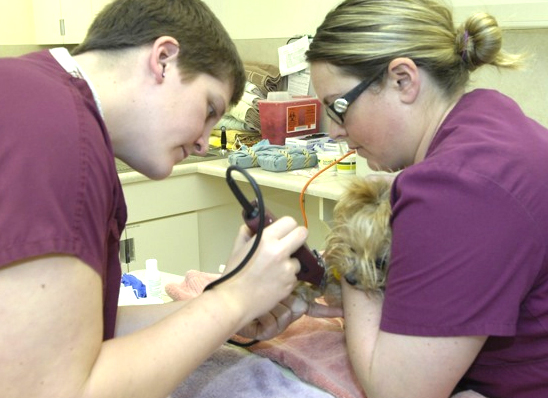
[149,36,180,84]
[386,57,420,104]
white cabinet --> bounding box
[121,213,200,276]
[33,0,93,44]
[0,1,35,45]
[120,173,241,275]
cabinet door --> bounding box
[62,0,92,43]
[33,0,92,44]
[122,213,201,276]
[33,0,63,44]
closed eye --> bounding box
[207,104,217,120]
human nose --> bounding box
[328,119,348,141]
[193,135,209,156]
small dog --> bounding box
[296,176,393,306]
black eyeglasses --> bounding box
[326,73,382,125]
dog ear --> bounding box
[323,177,393,293]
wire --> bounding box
[286,34,313,44]
[299,151,355,228]
[203,165,265,347]
[204,165,265,291]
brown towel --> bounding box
[244,62,283,95]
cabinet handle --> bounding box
[59,19,66,36]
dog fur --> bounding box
[296,176,393,305]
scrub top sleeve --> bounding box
[381,166,544,337]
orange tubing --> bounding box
[299,151,355,227]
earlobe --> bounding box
[387,57,420,104]
[150,36,180,83]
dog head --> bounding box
[295,177,392,306]
[324,176,392,293]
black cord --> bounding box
[203,165,265,347]
[225,166,258,220]
[286,34,313,44]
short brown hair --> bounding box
[73,0,245,105]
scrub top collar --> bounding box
[49,47,104,118]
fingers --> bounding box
[258,303,294,340]
[307,301,344,318]
[222,216,308,327]
[282,294,343,319]
[242,304,292,341]
[265,216,308,257]
[237,294,344,341]
[233,224,253,251]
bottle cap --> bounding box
[145,258,158,271]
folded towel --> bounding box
[213,64,279,133]
[215,81,264,132]
[165,270,488,398]
[244,62,283,96]
[227,144,261,169]
[215,115,257,132]
[244,81,266,100]
[227,141,317,171]
[257,146,317,172]
[169,344,333,398]
[227,100,261,131]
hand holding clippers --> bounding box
[226,165,325,287]
[204,165,326,347]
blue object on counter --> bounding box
[228,140,318,171]
[228,140,270,169]
[121,273,147,298]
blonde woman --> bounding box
[0,1,340,397]
[307,0,548,397]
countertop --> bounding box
[119,158,357,201]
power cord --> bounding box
[299,151,355,228]
[203,165,265,347]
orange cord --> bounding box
[299,151,356,228]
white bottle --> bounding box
[145,259,162,299]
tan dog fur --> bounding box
[296,177,393,305]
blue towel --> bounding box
[228,140,317,172]
[258,146,317,172]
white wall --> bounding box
[203,0,341,39]
[466,29,548,127]
[203,0,548,40]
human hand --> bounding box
[215,216,308,326]
[236,293,343,341]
